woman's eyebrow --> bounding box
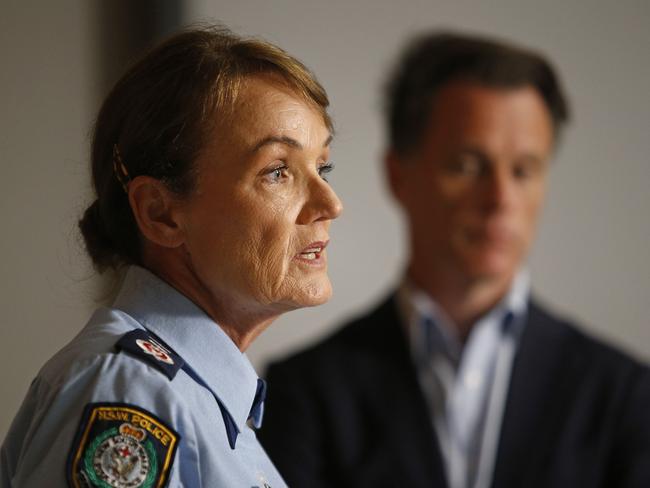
[252,133,333,152]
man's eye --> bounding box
[513,165,531,180]
[448,155,483,177]
[512,159,543,180]
[318,162,334,182]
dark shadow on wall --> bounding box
[90,0,184,304]
[95,0,184,96]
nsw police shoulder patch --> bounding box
[67,403,179,488]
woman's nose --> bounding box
[297,176,343,224]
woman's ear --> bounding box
[128,176,186,248]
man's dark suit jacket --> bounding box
[259,294,650,488]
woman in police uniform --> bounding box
[0,26,342,488]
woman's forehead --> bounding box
[214,77,330,149]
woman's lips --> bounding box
[295,240,329,263]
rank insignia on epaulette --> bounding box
[116,329,184,380]
[67,403,179,488]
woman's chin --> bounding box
[291,279,333,309]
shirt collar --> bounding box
[397,269,531,359]
[113,266,260,440]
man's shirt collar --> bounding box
[397,269,531,360]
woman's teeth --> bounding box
[301,247,322,260]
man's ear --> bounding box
[385,148,407,204]
[128,176,186,249]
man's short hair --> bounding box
[385,31,570,155]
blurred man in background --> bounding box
[259,31,650,488]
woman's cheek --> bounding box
[249,253,285,305]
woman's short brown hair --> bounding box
[80,26,331,271]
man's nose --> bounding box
[482,166,516,211]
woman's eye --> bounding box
[264,164,289,183]
[318,162,334,182]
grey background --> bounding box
[1,0,648,440]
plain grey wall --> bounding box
[1,1,99,439]
[1,0,649,440]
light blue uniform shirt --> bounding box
[0,266,286,487]
[397,271,529,488]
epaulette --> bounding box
[116,329,184,380]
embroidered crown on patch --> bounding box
[116,329,184,380]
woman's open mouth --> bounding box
[295,241,329,264]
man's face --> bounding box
[389,81,554,284]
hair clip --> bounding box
[112,144,131,193]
